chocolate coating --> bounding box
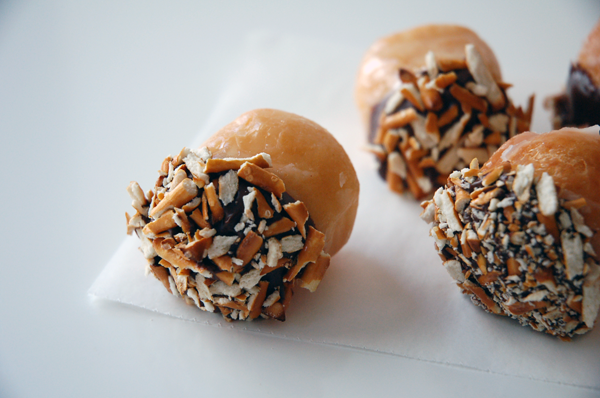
[422,160,600,338]
[547,20,600,128]
[550,65,600,128]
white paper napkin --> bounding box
[89,31,599,390]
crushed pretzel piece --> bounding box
[236,231,264,266]
[536,172,558,216]
[449,84,488,113]
[143,210,177,237]
[153,238,210,275]
[149,263,172,293]
[216,271,236,286]
[419,77,443,111]
[438,58,467,72]
[512,164,534,202]
[204,153,272,173]
[189,208,211,229]
[506,257,521,276]
[465,44,505,110]
[150,178,198,218]
[435,145,460,175]
[454,187,471,212]
[173,208,192,234]
[181,197,201,213]
[218,170,239,206]
[382,129,400,154]
[284,226,325,282]
[238,162,286,198]
[463,280,501,314]
[436,105,459,128]
[263,302,285,321]
[249,281,269,319]
[438,112,471,151]
[298,252,331,292]
[127,181,149,216]
[283,201,310,238]
[562,231,584,280]
[181,236,212,262]
[425,51,438,78]
[482,166,504,187]
[204,183,224,223]
[387,166,404,193]
[212,255,234,273]
[254,188,274,219]
[429,71,457,91]
[382,108,418,130]
[263,217,296,238]
[260,257,292,276]
[207,235,239,259]
[564,198,587,210]
[401,84,425,112]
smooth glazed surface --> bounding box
[203,109,360,256]
[578,19,600,87]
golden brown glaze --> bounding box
[355,24,502,124]
[202,109,360,256]
[482,128,600,253]
[578,19,600,88]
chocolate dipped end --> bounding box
[548,65,600,128]
[546,19,600,128]
[126,148,331,322]
[367,45,532,200]
[421,160,600,338]
[356,24,502,126]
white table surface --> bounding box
[1,1,599,397]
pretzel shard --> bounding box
[204,183,224,223]
[298,252,331,292]
[204,153,272,173]
[254,189,274,219]
[263,217,296,238]
[284,226,326,282]
[249,281,269,319]
[153,238,210,275]
[238,162,286,198]
[465,44,505,110]
[143,210,177,237]
[236,231,264,266]
[150,178,198,217]
[283,201,310,238]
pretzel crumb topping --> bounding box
[127,147,330,321]
[368,44,533,200]
[422,161,600,338]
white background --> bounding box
[1,1,599,397]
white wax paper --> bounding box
[89,31,600,390]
